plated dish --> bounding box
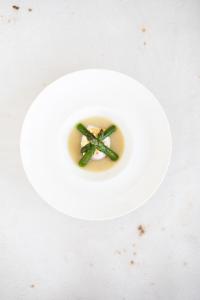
[68,117,124,171]
[20,69,172,220]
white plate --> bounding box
[20,69,172,220]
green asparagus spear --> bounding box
[95,140,119,161]
[76,123,95,141]
[81,143,92,154]
[99,125,117,140]
[79,144,96,167]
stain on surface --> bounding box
[89,263,94,267]
[141,27,146,32]
[12,5,20,10]
[183,261,188,267]
[130,260,134,265]
[30,284,35,288]
[28,8,32,12]
[115,250,121,255]
[138,225,145,236]
[133,252,137,256]
[143,41,146,46]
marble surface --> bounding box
[0,0,200,299]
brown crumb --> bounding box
[12,5,20,10]
[28,8,32,12]
[30,284,35,288]
[141,27,146,32]
[138,225,145,236]
[130,260,134,265]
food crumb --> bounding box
[30,284,35,288]
[143,41,146,46]
[12,5,20,10]
[141,27,146,32]
[28,8,32,12]
[133,252,137,256]
[130,260,134,265]
[115,250,121,255]
[138,225,145,236]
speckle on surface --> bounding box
[138,225,145,236]
[12,5,20,10]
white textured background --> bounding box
[0,0,200,299]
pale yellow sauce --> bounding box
[68,117,124,172]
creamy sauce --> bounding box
[68,117,124,172]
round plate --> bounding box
[20,69,172,220]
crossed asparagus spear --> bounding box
[76,123,119,167]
